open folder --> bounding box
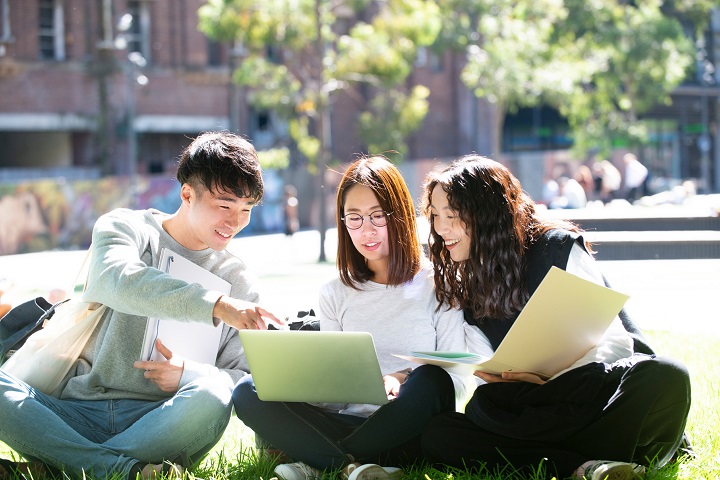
[394,267,630,379]
[140,248,231,364]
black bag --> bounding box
[0,297,66,363]
[289,309,319,331]
[268,309,319,331]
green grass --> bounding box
[2,330,718,480]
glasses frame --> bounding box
[341,210,393,230]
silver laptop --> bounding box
[238,330,390,405]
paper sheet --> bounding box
[395,267,629,379]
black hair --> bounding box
[176,131,263,203]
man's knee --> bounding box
[182,376,233,414]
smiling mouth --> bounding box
[444,239,459,246]
[216,230,232,239]
[364,242,379,247]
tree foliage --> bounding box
[559,0,696,155]
[435,0,711,157]
[357,85,430,162]
[199,0,717,162]
[199,0,442,167]
[198,0,442,261]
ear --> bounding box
[180,183,194,205]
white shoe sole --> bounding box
[347,464,402,480]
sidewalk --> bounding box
[1,229,718,334]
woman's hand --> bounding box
[383,368,412,398]
[475,370,546,385]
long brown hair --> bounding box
[422,155,588,318]
[336,156,422,288]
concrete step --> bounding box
[575,215,720,232]
[544,205,720,232]
[583,230,720,260]
[542,202,720,259]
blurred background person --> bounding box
[283,185,300,237]
[592,159,622,204]
[550,176,588,209]
[623,154,649,202]
[575,165,595,202]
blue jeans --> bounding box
[232,364,455,470]
[0,370,233,478]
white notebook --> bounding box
[140,248,231,364]
[395,267,630,379]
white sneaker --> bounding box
[274,462,322,480]
[346,464,402,480]
[140,462,186,479]
[582,461,646,480]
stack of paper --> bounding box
[140,248,231,364]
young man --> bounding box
[0,132,279,479]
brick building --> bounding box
[0,1,494,176]
[0,0,718,208]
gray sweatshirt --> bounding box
[318,265,473,416]
[58,208,258,401]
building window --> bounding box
[640,119,679,182]
[207,39,222,67]
[126,0,150,61]
[415,47,444,72]
[38,0,64,60]
[266,44,281,64]
[1,0,13,51]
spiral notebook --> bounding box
[140,248,231,364]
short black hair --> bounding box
[176,131,263,203]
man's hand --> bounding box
[474,370,547,385]
[212,296,283,330]
[133,339,184,392]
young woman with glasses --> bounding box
[233,156,473,480]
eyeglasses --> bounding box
[341,210,392,230]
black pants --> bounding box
[421,355,690,479]
[234,364,455,469]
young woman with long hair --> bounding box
[233,156,472,480]
[420,155,691,480]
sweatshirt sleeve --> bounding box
[318,281,343,331]
[464,322,494,389]
[83,209,255,383]
[82,209,219,327]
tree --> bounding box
[434,0,593,155]
[198,0,441,261]
[435,0,709,158]
[558,0,696,156]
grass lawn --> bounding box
[1,329,717,479]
